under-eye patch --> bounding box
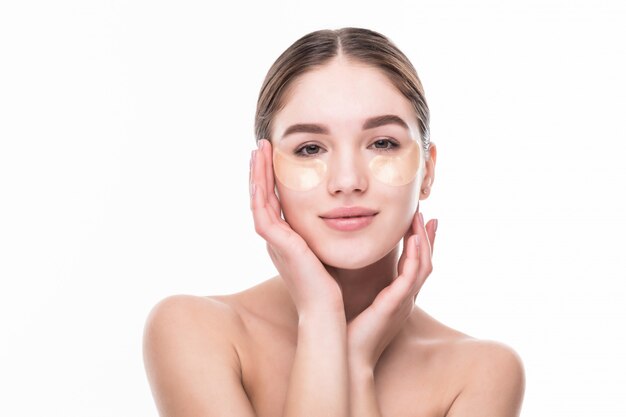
[273,147,328,191]
[369,140,422,186]
[273,140,424,190]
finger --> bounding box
[384,234,421,310]
[253,194,295,247]
[251,151,292,244]
[259,139,282,217]
[426,218,437,254]
[253,142,282,225]
[396,211,420,276]
[396,225,412,276]
[252,149,314,260]
[414,212,434,284]
[260,139,271,178]
[250,178,280,239]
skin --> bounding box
[143,56,525,417]
[272,131,422,190]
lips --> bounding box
[319,207,379,219]
[319,207,379,231]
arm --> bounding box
[251,140,433,417]
[251,140,350,417]
[143,295,257,417]
[348,367,384,417]
[142,296,351,417]
[283,311,350,417]
[347,212,437,417]
[345,211,524,417]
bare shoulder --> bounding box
[143,294,246,374]
[144,295,243,352]
[143,294,256,416]
[144,294,244,336]
[440,333,525,416]
[410,308,524,376]
[444,337,525,416]
[448,336,525,388]
[404,309,525,416]
[453,337,524,368]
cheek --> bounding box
[273,148,327,191]
[274,182,314,230]
[369,140,424,187]
[385,185,419,218]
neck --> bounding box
[324,244,401,323]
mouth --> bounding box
[319,207,379,219]
[319,207,379,231]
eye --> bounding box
[295,143,323,157]
[371,138,399,151]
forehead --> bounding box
[273,58,418,137]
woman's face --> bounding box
[270,57,429,269]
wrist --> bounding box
[348,364,378,414]
[348,359,375,382]
[296,310,349,365]
[298,307,346,327]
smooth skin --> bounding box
[143,57,525,417]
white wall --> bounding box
[1,1,624,415]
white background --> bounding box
[1,0,625,416]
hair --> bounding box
[254,27,431,158]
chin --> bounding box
[321,257,373,270]
[313,241,394,270]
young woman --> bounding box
[143,28,525,417]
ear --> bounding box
[419,142,437,200]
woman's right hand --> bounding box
[250,139,345,318]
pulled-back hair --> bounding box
[255,27,431,158]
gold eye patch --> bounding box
[273,147,328,191]
[273,141,423,191]
[369,140,422,186]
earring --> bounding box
[422,187,429,195]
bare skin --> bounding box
[144,160,525,417]
[218,276,523,417]
[143,57,525,416]
[144,282,524,417]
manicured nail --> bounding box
[433,218,438,233]
[258,139,265,150]
[419,212,424,226]
[250,182,256,198]
[413,234,420,248]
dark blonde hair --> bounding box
[255,27,431,157]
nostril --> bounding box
[327,170,368,194]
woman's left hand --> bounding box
[346,211,437,373]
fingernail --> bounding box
[250,182,256,197]
[419,212,424,226]
[258,139,265,150]
[413,234,420,248]
[433,218,438,233]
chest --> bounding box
[237,316,455,417]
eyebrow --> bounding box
[280,114,410,140]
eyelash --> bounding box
[294,138,400,157]
[371,138,400,151]
[295,143,324,157]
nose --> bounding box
[326,149,369,195]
